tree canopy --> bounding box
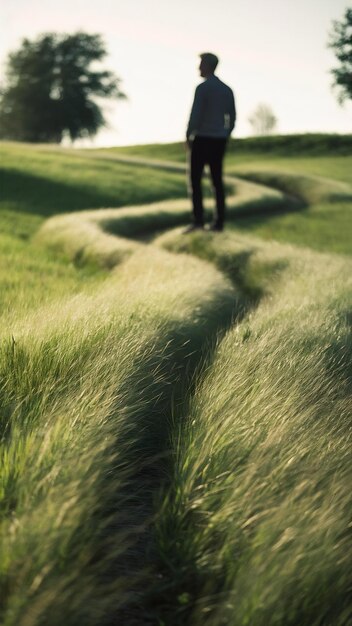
[328,7,352,103]
[248,103,277,136]
[0,32,126,143]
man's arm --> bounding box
[186,84,206,141]
[229,89,236,134]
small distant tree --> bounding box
[248,103,277,136]
[0,32,126,143]
[328,7,352,103]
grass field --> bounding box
[0,135,351,626]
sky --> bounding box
[0,0,351,146]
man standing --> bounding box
[185,53,236,232]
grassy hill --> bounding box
[0,135,351,626]
[88,133,352,254]
[95,131,352,159]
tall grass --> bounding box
[0,142,188,222]
[0,142,187,317]
[227,170,352,254]
[152,229,352,626]
[0,246,238,625]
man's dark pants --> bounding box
[190,136,227,227]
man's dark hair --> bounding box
[200,52,219,72]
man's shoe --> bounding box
[183,224,204,234]
[206,223,224,232]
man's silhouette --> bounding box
[185,53,236,232]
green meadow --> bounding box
[0,135,351,626]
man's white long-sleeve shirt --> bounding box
[186,74,236,141]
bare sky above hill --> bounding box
[0,0,351,146]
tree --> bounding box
[248,103,277,135]
[328,7,352,103]
[0,32,126,143]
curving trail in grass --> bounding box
[1,162,352,626]
[34,172,295,270]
